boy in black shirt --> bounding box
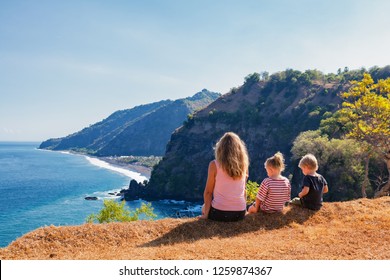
[290,154,328,210]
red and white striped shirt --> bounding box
[257,177,291,213]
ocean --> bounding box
[0,142,201,248]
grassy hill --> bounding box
[1,196,389,260]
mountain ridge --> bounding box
[39,89,220,156]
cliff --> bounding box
[1,197,389,259]
[145,71,345,201]
[39,89,220,156]
[140,67,390,201]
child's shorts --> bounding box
[290,197,303,206]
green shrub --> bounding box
[86,200,156,223]
[246,180,259,204]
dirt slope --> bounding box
[1,197,389,260]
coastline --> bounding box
[37,147,152,181]
[98,156,152,179]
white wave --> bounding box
[37,149,77,158]
[186,204,202,212]
[171,200,186,204]
[159,199,186,204]
[91,188,124,200]
[35,148,52,152]
[96,187,125,194]
[84,156,147,183]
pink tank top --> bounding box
[211,160,246,211]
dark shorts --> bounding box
[208,206,246,222]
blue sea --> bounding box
[0,142,201,248]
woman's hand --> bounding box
[199,214,208,220]
[199,204,208,219]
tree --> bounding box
[86,200,156,223]
[298,72,312,86]
[340,73,390,197]
[291,130,366,201]
[260,71,269,81]
[305,69,324,81]
[243,72,260,94]
[244,72,260,84]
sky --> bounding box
[1,0,389,141]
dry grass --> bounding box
[1,197,390,260]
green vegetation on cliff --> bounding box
[292,73,390,199]
[146,66,390,202]
[86,200,156,223]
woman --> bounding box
[200,132,249,222]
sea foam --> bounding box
[85,156,147,183]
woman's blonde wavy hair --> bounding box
[215,132,249,179]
